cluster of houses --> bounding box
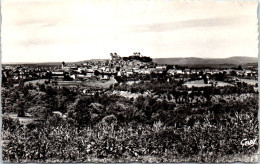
[2,65,49,80]
[2,53,258,83]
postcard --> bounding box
[1,0,258,162]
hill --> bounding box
[2,56,257,66]
[153,56,258,65]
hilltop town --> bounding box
[2,53,258,89]
[2,53,259,162]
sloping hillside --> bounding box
[153,56,258,65]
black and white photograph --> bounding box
[1,0,259,162]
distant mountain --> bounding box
[77,59,109,63]
[153,56,258,65]
[2,59,109,66]
[3,56,257,66]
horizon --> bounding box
[2,55,258,65]
[2,0,258,63]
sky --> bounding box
[1,0,258,63]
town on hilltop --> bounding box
[2,52,258,88]
[1,53,259,163]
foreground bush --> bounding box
[2,84,258,162]
[2,98,258,162]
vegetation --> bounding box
[1,77,258,162]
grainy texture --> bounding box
[1,0,258,163]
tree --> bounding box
[231,70,237,76]
[45,86,57,97]
[81,70,86,75]
[39,83,46,92]
[63,72,72,81]
[177,80,184,87]
[28,106,51,120]
[46,71,52,82]
[17,101,25,117]
[68,97,93,130]
[237,65,243,70]
[203,87,213,102]
[2,116,20,132]
[2,75,7,83]
[94,70,100,76]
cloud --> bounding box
[16,19,59,28]
[1,0,257,63]
[16,38,56,47]
[131,16,248,33]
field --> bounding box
[7,113,34,125]
[184,80,233,88]
[57,78,117,89]
[240,79,258,85]
[24,79,48,85]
